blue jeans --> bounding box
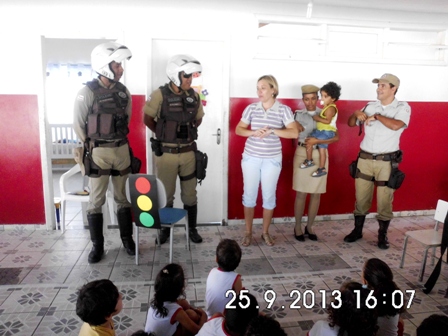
[241,153,282,210]
[309,130,335,149]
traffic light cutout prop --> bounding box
[128,175,161,229]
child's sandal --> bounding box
[300,159,315,169]
[312,167,327,177]
[261,232,274,246]
[241,232,252,247]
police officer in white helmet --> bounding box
[143,54,204,244]
[73,42,136,263]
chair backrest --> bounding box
[434,199,448,223]
[156,178,167,208]
[59,164,86,199]
[126,174,168,229]
[125,175,168,209]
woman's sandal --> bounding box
[241,232,252,247]
[261,232,274,246]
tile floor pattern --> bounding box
[0,207,447,336]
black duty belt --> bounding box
[162,143,196,154]
[359,150,397,161]
[93,138,128,148]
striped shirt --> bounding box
[241,101,295,158]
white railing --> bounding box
[50,124,81,159]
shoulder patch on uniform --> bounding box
[118,92,127,99]
[77,95,84,101]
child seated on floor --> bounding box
[131,331,155,336]
[300,81,341,178]
[76,279,123,336]
[308,281,378,336]
[362,258,406,336]
[197,292,259,336]
[145,263,207,336]
[206,238,243,318]
[244,314,287,336]
[417,314,448,336]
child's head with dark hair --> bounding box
[328,281,378,336]
[362,258,393,286]
[320,81,341,102]
[362,258,405,316]
[216,239,242,272]
[244,315,287,336]
[417,314,448,336]
[131,330,156,336]
[225,292,259,335]
[151,263,186,318]
[76,279,122,326]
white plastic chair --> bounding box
[59,165,114,233]
[126,175,189,265]
[399,199,448,281]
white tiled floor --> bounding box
[0,202,447,335]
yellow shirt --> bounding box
[78,322,115,336]
[316,103,338,132]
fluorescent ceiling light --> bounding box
[306,1,313,19]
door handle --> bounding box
[212,128,221,145]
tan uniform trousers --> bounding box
[87,143,131,214]
[354,157,394,221]
[155,151,197,208]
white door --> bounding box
[151,39,228,225]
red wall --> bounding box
[1,94,447,224]
[229,98,448,219]
[0,95,45,224]
[0,94,147,225]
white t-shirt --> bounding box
[196,316,228,336]
[206,267,241,318]
[145,301,182,336]
[377,314,399,336]
[308,320,342,336]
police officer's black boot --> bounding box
[184,204,203,243]
[117,207,136,256]
[155,228,170,245]
[344,215,366,243]
[87,213,104,263]
[378,220,390,250]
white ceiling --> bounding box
[297,0,448,15]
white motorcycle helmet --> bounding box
[166,54,202,87]
[91,42,132,80]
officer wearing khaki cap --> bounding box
[292,84,340,242]
[345,73,411,249]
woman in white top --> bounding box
[236,75,298,247]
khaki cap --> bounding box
[301,84,320,94]
[372,73,400,88]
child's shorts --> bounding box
[309,130,335,149]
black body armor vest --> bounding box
[85,80,130,141]
[155,84,199,144]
